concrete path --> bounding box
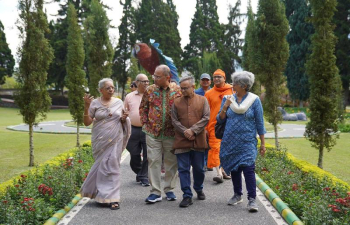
[265,124,305,138]
[7,121,306,138]
[7,120,91,134]
[60,153,287,225]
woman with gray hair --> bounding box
[216,71,266,212]
[81,78,131,210]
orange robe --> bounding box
[205,84,233,168]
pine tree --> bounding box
[182,0,225,78]
[0,21,15,84]
[333,0,350,109]
[255,0,289,149]
[84,0,114,98]
[305,0,342,169]
[283,0,313,106]
[66,3,86,147]
[135,0,182,70]
[113,0,136,100]
[242,1,260,95]
[14,0,54,166]
[222,0,243,79]
[197,51,221,76]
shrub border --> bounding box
[256,174,303,225]
[43,194,82,225]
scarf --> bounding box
[213,83,233,100]
[229,92,258,114]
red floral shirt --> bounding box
[139,82,181,138]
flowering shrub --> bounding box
[256,147,350,224]
[0,142,94,225]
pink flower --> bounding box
[292,183,298,191]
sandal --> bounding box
[222,171,231,179]
[110,202,120,210]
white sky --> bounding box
[0,0,258,64]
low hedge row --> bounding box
[256,145,350,224]
[0,141,94,225]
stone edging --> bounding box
[256,174,303,225]
[43,194,82,225]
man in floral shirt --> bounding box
[140,64,181,204]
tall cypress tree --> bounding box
[283,0,313,106]
[0,22,14,85]
[84,0,114,98]
[183,0,224,78]
[305,0,342,169]
[0,21,15,84]
[66,3,86,147]
[255,0,289,148]
[334,0,350,109]
[242,1,260,95]
[113,0,136,99]
[222,0,243,79]
[135,0,182,70]
[15,0,54,166]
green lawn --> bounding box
[0,107,91,183]
[266,133,350,184]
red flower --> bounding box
[15,184,20,188]
[292,183,298,191]
[287,171,294,175]
[78,159,83,163]
[332,208,341,213]
[275,185,279,190]
[20,175,27,178]
[323,187,330,192]
[48,176,53,179]
[2,200,8,204]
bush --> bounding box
[256,147,350,224]
[0,142,94,225]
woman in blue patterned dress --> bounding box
[216,71,266,212]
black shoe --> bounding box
[141,180,150,187]
[197,191,206,200]
[136,176,141,183]
[179,197,193,208]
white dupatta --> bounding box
[228,92,258,114]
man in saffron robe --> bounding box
[205,69,233,183]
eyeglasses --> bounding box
[152,75,164,80]
[213,76,223,79]
[137,80,150,84]
[180,87,191,91]
[105,86,115,91]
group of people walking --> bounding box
[80,64,266,212]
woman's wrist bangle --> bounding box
[84,115,89,117]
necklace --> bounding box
[100,97,111,106]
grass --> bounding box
[0,107,91,183]
[266,133,350,185]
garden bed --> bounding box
[0,141,94,224]
[256,145,350,224]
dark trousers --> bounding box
[176,151,205,198]
[230,164,256,199]
[126,126,148,182]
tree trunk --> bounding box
[299,100,304,108]
[318,143,324,169]
[274,123,279,150]
[29,124,34,166]
[343,81,349,110]
[77,125,80,147]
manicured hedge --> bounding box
[256,145,350,224]
[0,141,93,225]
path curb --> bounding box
[256,174,303,225]
[43,194,82,225]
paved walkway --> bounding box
[7,121,305,138]
[59,153,287,225]
[7,120,91,134]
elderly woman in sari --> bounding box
[216,71,266,212]
[81,78,131,210]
